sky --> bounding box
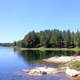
[0,0,80,42]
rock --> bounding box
[23,69,30,73]
[72,75,80,80]
[22,67,59,76]
[43,56,80,64]
[65,67,80,77]
[42,72,47,75]
[43,56,73,63]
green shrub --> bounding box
[69,60,80,70]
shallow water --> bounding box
[0,47,75,80]
[0,72,72,80]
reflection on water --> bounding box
[17,50,80,68]
[18,50,80,63]
[0,47,80,80]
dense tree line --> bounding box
[15,29,80,48]
[0,43,12,47]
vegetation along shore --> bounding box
[14,29,80,50]
[1,29,80,50]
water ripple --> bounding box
[0,72,72,80]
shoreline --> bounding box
[14,46,80,51]
[42,56,80,64]
[22,66,80,80]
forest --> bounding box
[14,29,80,48]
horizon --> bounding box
[0,0,80,43]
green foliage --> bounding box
[13,41,17,46]
[14,29,80,48]
[69,61,80,70]
[0,43,12,47]
[76,30,80,48]
[23,31,40,48]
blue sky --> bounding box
[0,0,80,42]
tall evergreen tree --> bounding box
[23,31,40,48]
[15,29,80,48]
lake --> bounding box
[0,47,78,80]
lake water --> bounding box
[0,47,78,80]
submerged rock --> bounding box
[42,71,47,75]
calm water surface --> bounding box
[0,47,77,80]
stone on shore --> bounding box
[23,67,59,76]
[65,67,80,77]
[72,75,80,80]
[43,56,80,63]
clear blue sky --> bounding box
[0,0,80,42]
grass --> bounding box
[69,61,80,70]
[16,47,80,51]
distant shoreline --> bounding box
[14,46,80,51]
